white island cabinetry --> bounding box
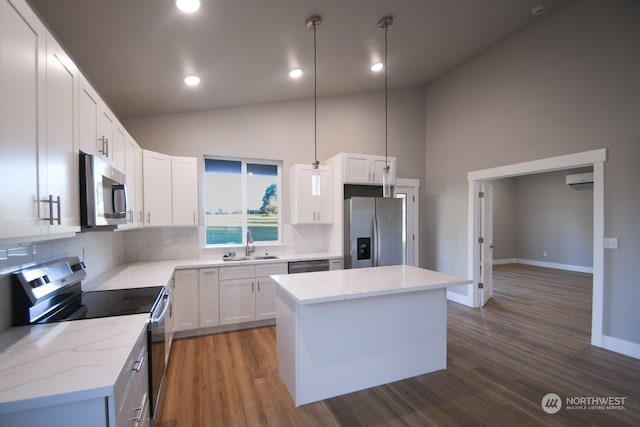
[273,265,471,406]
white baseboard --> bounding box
[493,258,593,274]
[601,335,640,360]
[447,287,474,307]
[493,258,517,265]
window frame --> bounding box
[203,155,283,248]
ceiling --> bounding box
[28,0,571,120]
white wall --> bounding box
[125,86,427,261]
[424,0,640,344]
[492,168,593,268]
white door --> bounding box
[395,178,420,266]
[479,181,494,306]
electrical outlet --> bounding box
[604,238,619,249]
[543,251,547,257]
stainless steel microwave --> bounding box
[79,152,127,229]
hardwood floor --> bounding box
[158,264,640,426]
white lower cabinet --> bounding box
[173,269,200,332]
[173,268,220,333]
[199,268,220,328]
[0,327,149,427]
[219,263,287,325]
[114,330,149,427]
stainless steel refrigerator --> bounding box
[344,197,403,269]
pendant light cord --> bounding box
[313,22,318,165]
[384,24,388,168]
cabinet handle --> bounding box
[317,211,320,222]
[132,355,145,372]
[147,212,151,223]
[129,394,146,423]
[128,209,134,223]
[105,138,109,157]
[40,195,61,225]
[56,196,61,225]
[98,136,107,155]
[368,171,372,181]
[193,212,196,224]
[257,280,260,291]
[251,281,254,292]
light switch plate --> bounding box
[604,237,619,249]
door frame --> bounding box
[466,149,606,347]
[396,178,420,266]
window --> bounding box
[204,157,281,246]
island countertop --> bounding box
[271,265,471,305]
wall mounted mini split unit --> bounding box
[566,172,594,186]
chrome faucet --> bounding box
[245,231,255,256]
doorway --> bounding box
[396,178,420,267]
[466,149,606,347]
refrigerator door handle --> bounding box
[373,215,380,267]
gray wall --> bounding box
[424,0,640,344]
[492,168,593,267]
[125,86,428,262]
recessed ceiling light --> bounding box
[176,0,201,13]
[370,62,384,72]
[289,68,303,79]
[531,4,546,15]
[184,75,200,86]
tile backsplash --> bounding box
[1,222,331,332]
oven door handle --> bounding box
[150,293,170,326]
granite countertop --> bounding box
[0,314,149,413]
[271,265,472,305]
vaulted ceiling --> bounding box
[29,0,571,120]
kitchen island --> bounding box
[272,265,471,406]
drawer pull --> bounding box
[132,355,145,372]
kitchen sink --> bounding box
[222,255,279,262]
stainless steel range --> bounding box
[11,257,170,422]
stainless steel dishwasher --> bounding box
[288,259,330,274]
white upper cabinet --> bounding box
[143,149,173,227]
[290,164,333,225]
[78,73,124,171]
[342,153,396,185]
[112,123,126,173]
[0,0,47,238]
[0,0,79,239]
[119,134,141,229]
[44,33,81,234]
[143,151,198,227]
[78,74,99,156]
[134,146,144,225]
[171,156,198,226]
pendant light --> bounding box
[306,16,322,196]
[378,16,393,198]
